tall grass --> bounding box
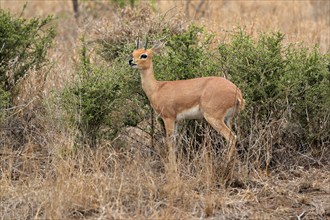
[1,133,329,219]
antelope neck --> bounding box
[140,63,159,99]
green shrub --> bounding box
[218,29,330,156]
[0,8,55,112]
[218,31,286,119]
[282,46,330,145]
[155,25,219,80]
[61,39,146,147]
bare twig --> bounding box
[297,211,306,220]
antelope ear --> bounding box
[151,41,165,54]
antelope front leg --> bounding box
[163,117,179,176]
[163,118,177,151]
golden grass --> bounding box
[1,1,330,219]
[1,140,329,219]
[160,1,330,52]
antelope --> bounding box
[129,39,245,165]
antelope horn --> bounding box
[144,37,148,49]
[136,37,140,49]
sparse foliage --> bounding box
[0,8,55,110]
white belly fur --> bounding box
[176,105,204,121]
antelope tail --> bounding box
[237,97,246,112]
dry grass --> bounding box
[160,1,330,53]
[1,1,329,219]
[1,139,329,219]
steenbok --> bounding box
[129,39,245,174]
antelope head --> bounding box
[129,38,163,70]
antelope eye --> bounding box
[140,54,148,59]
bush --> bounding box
[0,8,55,110]
[61,38,146,147]
[218,29,330,164]
[282,46,330,146]
[155,25,219,80]
[218,31,285,118]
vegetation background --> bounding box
[1,0,329,219]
